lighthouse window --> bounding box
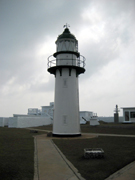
[63,79,68,88]
[58,41,64,51]
[65,40,70,50]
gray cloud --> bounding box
[0,0,135,116]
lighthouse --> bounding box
[47,25,86,136]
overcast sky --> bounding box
[0,0,135,117]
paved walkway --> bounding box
[32,129,135,180]
[33,134,93,180]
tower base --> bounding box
[52,133,81,137]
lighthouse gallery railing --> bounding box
[47,55,86,69]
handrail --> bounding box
[47,54,86,69]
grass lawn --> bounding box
[31,124,53,131]
[1,124,135,180]
[81,123,135,135]
[0,127,40,180]
[53,136,135,180]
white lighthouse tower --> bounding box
[47,25,86,136]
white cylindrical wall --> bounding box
[53,68,80,135]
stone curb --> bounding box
[82,133,135,138]
[105,161,135,180]
[51,140,86,180]
[33,137,39,180]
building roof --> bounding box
[121,107,135,109]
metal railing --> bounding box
[47,54,86,69]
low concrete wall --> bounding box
[0,117,10,127]
[8,116,52,128]
[8,117,18,128]
[3,117,9,126]
[17,117,51,128]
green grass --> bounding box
[0,127,37,180]
[31,124,53,131]
[1,124,135,180]
[81,124,135,135]
[53,136,135,180]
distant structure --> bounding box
[47,25,86,136]
[121,107,135,123]
[28,102,54,120]
[114,104,120,123]
[89,113,100,126]
[28,108,40,115]
[0,102,98,128]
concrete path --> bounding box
[32,129,135,180]
[34,134,87,180]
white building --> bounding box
[28,108,40,115]
[0,117,8,127]
[80,111,99,126]
[8,116,51,128]
[121,107,135,123]
[6,103,54,128]
[41,102,54,119]
[80,111,93,121]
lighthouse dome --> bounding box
[55,28,78,53]
[56,28,77,41]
